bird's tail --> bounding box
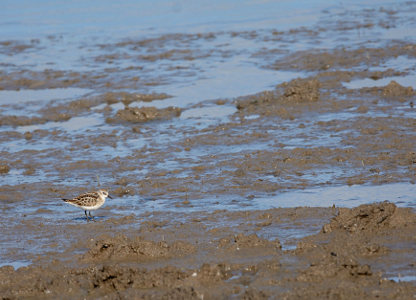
[62,198,70,202]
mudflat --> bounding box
[1,1,416,299]
[1,202,415,299]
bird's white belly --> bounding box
[81,203,104,211]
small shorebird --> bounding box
[62,189,112,221]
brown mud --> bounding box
[107,106,181,124]
[1,2,416,299]
[0,202,415,299]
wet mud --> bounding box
[0,203,415,299]
[108,106,181,124]
[1,1,416,299]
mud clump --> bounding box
[281,78,320,103]
[101,91,171,105]
[218,233,281,250]
[0,113,71,127]
[322,202,412,233]
[0,264,195,299]
[270,44,415,71]
[361,80,414,102]
[196,263,233,282]
[85,265,191,294]
[381,81,414,98]
[83,234,195,262]
[108,106,181,123]
[296,257,373,282]
[290,202,416,298]
[290,259,378,300]
[0,163,10,174]
[236,77,320,115]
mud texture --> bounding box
[1,2,416,299]
[0,202,415,299]
[108,106,181,124]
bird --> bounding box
[62,189,112,221]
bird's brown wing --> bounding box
[63,192,99,207]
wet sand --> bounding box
[1,1,416,299]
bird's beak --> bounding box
[108,195,113,199]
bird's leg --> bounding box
[89,211,96,222]
[85,210,90,222]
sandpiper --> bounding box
[62,189,112,221]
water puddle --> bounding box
[0,87,94,118]
[252,182,416,209]
[344,74,416,89]
[387,275,416,283]
[0,260,32,270]
[145,58,304,109]
[375,56,416,73]
[115,182,416,215]
[180,105,237,120]
[17,114,107,133]
[381,22,416,41]
[0,87,92,104]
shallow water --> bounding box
[253,182,416,209]
[388,275,416,283]
[344,74,416,90]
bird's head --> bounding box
[98,189,113,199]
